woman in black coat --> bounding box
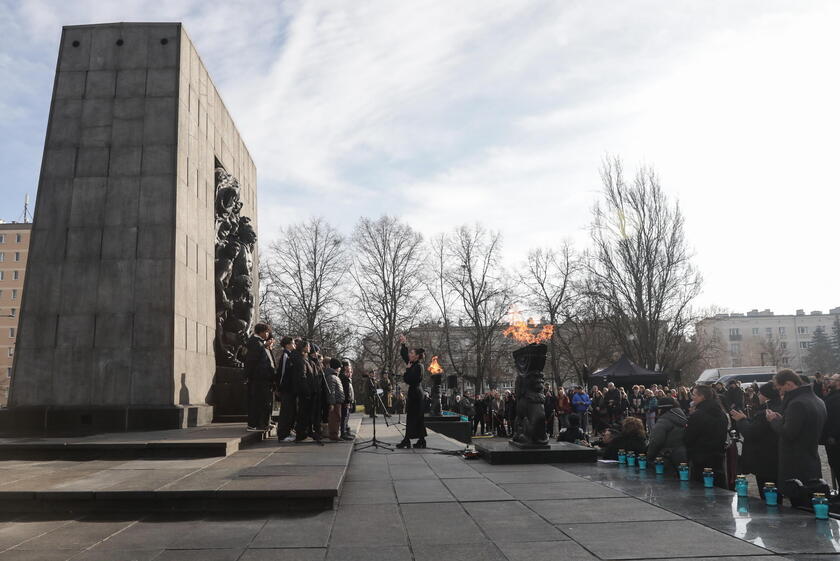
[683,385,729,487]
[730,383,781,498]
[397,334,427,449]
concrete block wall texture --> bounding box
[10,23,257,413]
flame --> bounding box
[503,309,555,344]
[427,356,444,374]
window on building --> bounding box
[9,308,15,317]
[798,326,808,335]
[0,253,4,262]
[752,328,760,336]
[799,341,809,349]
[7,348,12,357]
[10,289,16,300]
[782,357,790,366]
[731,358,741,367]
[15,234,21,243]
[729,328,740,336]
[12,271,17,280]
[0,271,3,281]
[8,328,14,338]
[781,342,788,350]
[0,290,3,298]
[5,368,10,378]
[0,235,4,244]
[779,327,786,334]
[730,343,741,354]
[13,252,19,262]
[765,327,773,336]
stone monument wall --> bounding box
[7,23,257,431]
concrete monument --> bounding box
[3,23,258,432]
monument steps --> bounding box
[0,418,362,513]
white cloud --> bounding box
[1,0,838,315]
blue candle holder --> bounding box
[812,493,829,520]
[627,452,636,467]
[702,468,714,488]
[763,482,778,506]
[735,475,748,497]
[617,449,626,464]
[654,457,665,475]
[678,463,689,481]
[638,454,647,469]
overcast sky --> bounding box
[1,1,838,315]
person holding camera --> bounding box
[397,334,427,449]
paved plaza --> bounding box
[0,418,833,560]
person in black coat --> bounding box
[601,416,647,460]
[730,383,782,498]
[683,385,729,487]
[822,374,840,488]
[243,323,274,431]
[290,339,320,442]
[274,335,297,441]
[544,388,557,437]
[767,369,827,503]
[397,334,427,449]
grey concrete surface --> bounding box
[0,418,834,560]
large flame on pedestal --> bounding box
[427,356,444,374]
[503,309,555,344]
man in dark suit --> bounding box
[275,336,296,441]
[243,323,274,431]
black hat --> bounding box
[758,383,780,401]
[657,397,677,411]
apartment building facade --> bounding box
[696,307,840,374]
[0,223,30,406]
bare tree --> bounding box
[521,243,580,386]
[263,217,351,356]
[351,216,426,378]
[588,157,703,374]
[426,233,474,382]
[430,225,515,393]
[554,287,618,385]
[759,335,790,369]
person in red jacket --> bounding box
[556,387,572,430]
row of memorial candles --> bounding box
[616,449,829,520]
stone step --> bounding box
[0,423,265,460]
[0,418,362,513]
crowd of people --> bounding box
[242,323,356,443]
[450,371,839,505]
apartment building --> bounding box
[696,307,840,373]
[0,222,31,406]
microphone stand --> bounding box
[355,377,394,451]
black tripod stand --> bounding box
[355,377,395,451]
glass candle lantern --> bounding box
[703,468,715,488]
[627,452,636,466]
[638,454,647,469]
[763,482,778,506]
[735,475,748,497]
[678,463,689,481]
[812,493,830,520]
[654,457,665,475]
[617,449,626,464]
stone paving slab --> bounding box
[560,519,771,559]
[525,496,683,524]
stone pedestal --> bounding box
[209,366,248,422]
[3,23,257,433]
